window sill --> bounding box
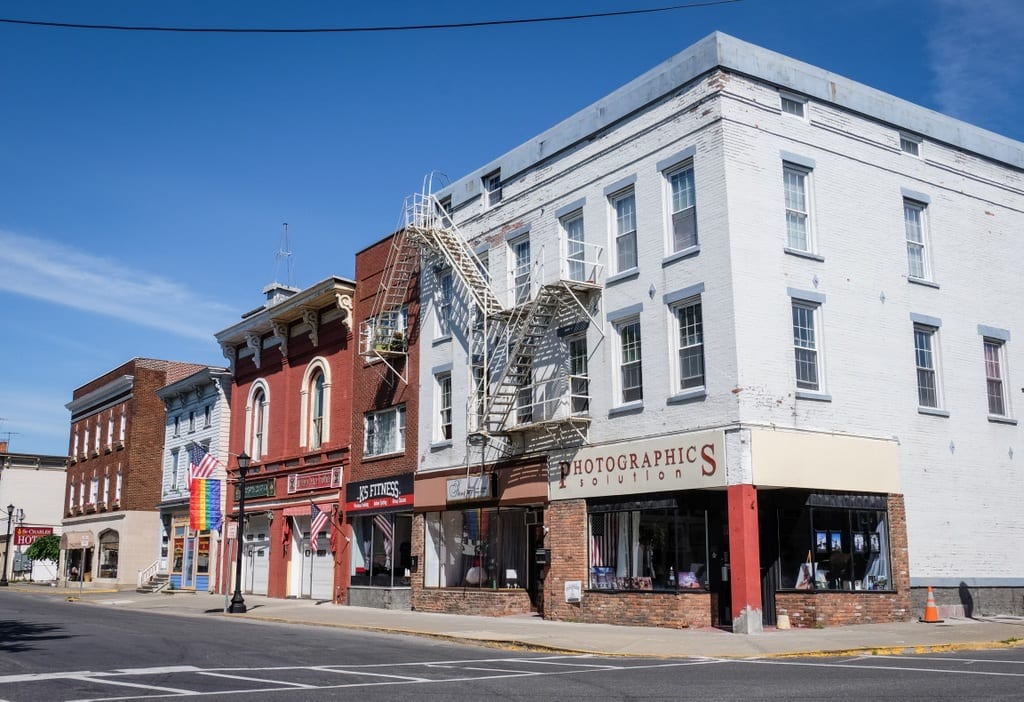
[605,268,639,286]
[918,407,950,418]
[363,451,405,462]
[988,415,1018,426]
[796,390,832,402]
[783,247,824,262]
[662,246,700,267]
[667,388,706,405]
[608,401,644,417]
[432,334,452,347]
[907,276,940,289]
[430,440,453,451]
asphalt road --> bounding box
[2,590,1023,701]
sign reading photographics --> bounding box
[345,473,414,512]
[551,429,727,500]
[14,526,54,547]
[288,466,342,494]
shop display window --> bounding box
[587,503,709,592]
[777,506,891,591]
[350,512,412,587]
[423,508,528,589]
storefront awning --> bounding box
[282,504,332,517]
[60,531,94,549]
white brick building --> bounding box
[404,32,1022,631]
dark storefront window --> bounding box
[424,508,528,589]
[588,500,709,591]
[350,513,412,587]
[777,503,891,591]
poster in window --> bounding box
[815,530,828,553]
[853,532,867,554]
[869,533,881,553]
[829,531,842,552]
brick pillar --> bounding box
[727,483,763,634]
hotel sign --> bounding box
[550,429,727,500]
[14,526,53,547]
[288,466,342,494]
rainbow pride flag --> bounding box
[189,478,222,532]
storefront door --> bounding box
[299,537,334,600]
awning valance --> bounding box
[60,531,94,549]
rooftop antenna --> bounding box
[273,222,294,288]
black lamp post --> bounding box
[0,504,13,587]
[228,453,250,613]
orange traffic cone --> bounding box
[920,586,944,623]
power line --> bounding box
[0,2,744,34]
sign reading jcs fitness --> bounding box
[550,429,726,499]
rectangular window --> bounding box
[617,319,643,403]
[904,200,929,280]
[171,450,180,489]
[204,405,211,428]
[173,415,180,437]
[84,427,90,455]
[589,504,709,592]
[781,94,806,118]
[900,134,921,156]
[437,271,453,336]
[792,301,820,391]
[914,325,940,408]
[512,237,531,305]
[675,300,705,390]
[73,432,79,459]
[90,476,99,504]
[516,367,533,425]
[563,212,587,282]
[483,170,501,208]
[119,410,126,442]
[188,411,196,432]
[568,336,590,414]
[115,471,122,502]
[423,508,528,589]
[79,479,86,507]
[364,406,406,457]
[667,164,697,252]
[611,189,638,273]
[984,339,1007,416]
[783,163,811,252]
[437,374,452,441]
[350,513,413,587]
[93,422,100,452]
[107,415,114,447]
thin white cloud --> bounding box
[0,229,235,342]
[927,0,1024,134]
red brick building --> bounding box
[343,233,420,609]
[62,358,205,588]
[215,279,356,601]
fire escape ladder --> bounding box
[358,229,418,382]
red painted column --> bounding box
[727,483,763,633]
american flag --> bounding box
[310,503,330,552]
[188,444,220,480]
[374,513,393,568]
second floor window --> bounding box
[611,189,638,273]
[792,301,820,391]
[783,163,812,252]
[251,388,267,459]
[364,406,406,457]
[675,300,705,390]
[437,374,452,441]
[512,237,531,305]
[616,319,643,404]
[984,339,1008,416]
[667,163,697,252]
[437,271,453,336]
[563,212,587,282]
[310,371,325,449]
[914,325,940,409]
[904,199,930,280]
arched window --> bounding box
[98,529,119,579]
[300,358,332,450]
[246,381,270,460]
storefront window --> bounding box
[98,529,119,579]
[350,513,412,587]
[588,501,708,591]
[196,532,211,575]
[777,506,891,591]
[423,508,528,589]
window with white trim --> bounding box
[903,199,930,280]
[900,133,921,156]
[93,421,100,452]
[437,374,452,442]
[171,450,180,490]
[310,369,325,449]
[611,188,638,273]
[568,335,590,414]
[173,415,180,437]
[781,94,806,118]
[119,410,126,442]
[84,425,91,454]
[106,414,114,447]
[364,406,406,457]
[615,318,643,403]
[90,476,99,504]
[483,170,501,208]
[783,163,812,252]
[188,410,196,433]
[204,404,211,428]
[73,432,79,459]
[983,338,1009,417]
[511,236,531,305]
[666,162,697,252]
[516,367,533,425]
[914,325,941,409]
[562,211,587,282]
[249,386,268,460]
[436,270,453,336]
[792,301,821,391]
[115,470,122,502]
[674,299,705,390]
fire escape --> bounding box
[360,183,604,466]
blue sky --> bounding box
[1,0,1022,455]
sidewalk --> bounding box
[11,583,1024,659]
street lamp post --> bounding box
[228,453,250,613]
[0,504,13,587]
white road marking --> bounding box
[311,668,430,682]
[113,666,200,675]
[196,672,315,688]
[65,674,194,693]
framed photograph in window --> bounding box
[869,533,881,553]
[829,531,842,552]
[815,530,828,553]
[853,532,866,554]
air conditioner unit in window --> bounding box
[524,510,541,526]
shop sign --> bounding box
[550,429,727,500]
[345,473,414,512]
[446,473,495,503]
[13,526,53,546]
[234,479,275,501]
[288,466,342,494]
